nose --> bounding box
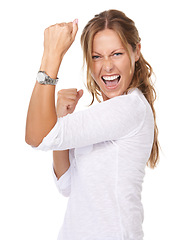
[103,58,113,72]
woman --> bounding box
[26,9,159,240]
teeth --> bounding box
[102,75,120,81]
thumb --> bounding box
[72,19,78,40]
[76,89,83,101]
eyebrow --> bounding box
[92,48,125,55]
[111,48,125,54]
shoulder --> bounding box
[90,89,147,129]
[89,88,147,117]
[106,88,147,113]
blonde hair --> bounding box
[81,9,159,168]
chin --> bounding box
[99,79,129,101]
[102,90,124,101]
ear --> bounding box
[135,43,141,61]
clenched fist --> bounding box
[44,20,78,59]
[40,20,78,79]
[56,88,83,117]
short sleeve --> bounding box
[35,91,146,151]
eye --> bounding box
[92,55,100,60]
[113,52,123,56]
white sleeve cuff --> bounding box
[52,164,71,197]
[33,118,63,151]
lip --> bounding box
[101,75,121,89]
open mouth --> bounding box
[101,75,121,88]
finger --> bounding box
[72,19,78,40]
[59,97,76,106]
[58,88,77,93]
[66,22,73,32]
[57,88,77,97]
[58,22,67,27]
[57,94,76,103]
[76,89,83,101]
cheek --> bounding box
[123,55,135,75]
[90,69,96,81]
[130,54,137,71]
[91,63,101,79]
[119,59,131,75]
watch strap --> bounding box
[37,71,59,85]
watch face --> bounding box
[38,72,45,82]
[37,71,58,85]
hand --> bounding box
[40,20,78,78]
[56,88,83,117]
[43,19,78,59]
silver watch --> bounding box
[36,71,59,85]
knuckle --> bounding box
[57,92,62,98]
[71,88,77,93]
[62,24,68,30]
[44,27,48,34]
[57,89,63,94]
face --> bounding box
[91,29,141,101]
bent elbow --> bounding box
[25,132,43,147]
[25,119,57,148]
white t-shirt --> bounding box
[35,88,154,240]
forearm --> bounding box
[53,150,70,179]
[25,20,78,147]
[26,54,62,146]
[25,82,57,147]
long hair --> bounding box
[81,9,159,168]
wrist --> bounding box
[40,53,62,79]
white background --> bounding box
[0,0,184,239]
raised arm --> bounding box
[25,20,78,147]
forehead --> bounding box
[92,29,124,52]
